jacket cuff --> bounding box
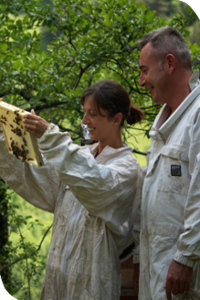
[38,123,60,148]
[39,123,59,140]
[174,250,195,268]
[133,255,140,264]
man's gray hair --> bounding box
[138,26,191,70]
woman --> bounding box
[0,80,143,300]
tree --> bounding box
[136,0,175,17]
[0,0,199,298]
[135,0,199,45]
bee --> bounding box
[11,127,22,136]
[11,139,28,161]
[16,127,22,136]
[23,137,27,146]
[0,120,6,125]
[14,110,20,116]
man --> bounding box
[133,26,200,300]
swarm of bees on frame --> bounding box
[0,110,33,162]
[0,104,43,167]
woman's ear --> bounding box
[113,112,123,126]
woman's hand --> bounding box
[23,111,49,138]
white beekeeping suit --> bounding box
[0,122,142,300]
[139,70,200,300]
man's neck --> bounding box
[167,71,192,114]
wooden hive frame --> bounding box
[0,100,43,167]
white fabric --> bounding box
[139,70,200,300]
[0,125,142,300]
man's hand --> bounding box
[164,260,193,300]
[133,263,140,296]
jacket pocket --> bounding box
[158,145,190,195]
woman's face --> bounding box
[82,95,117,143]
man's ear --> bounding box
[113,112,123,126]
[165,54,176,73]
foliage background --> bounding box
[0,0,199,299]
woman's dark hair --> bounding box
[81,80,144,127]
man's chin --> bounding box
[152,96,162,105]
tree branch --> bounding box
[0,224,53,273]
[73,58,99,89]
[132,149,147,156]
[0,90,11,97]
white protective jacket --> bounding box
[0,124,142,300]
[139,70,200,300]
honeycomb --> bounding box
[0,100,43,167]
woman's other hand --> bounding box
[23,112,49,138]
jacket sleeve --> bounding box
[174,108,200,267]
[38,124,142,242]
[0,124,61,213]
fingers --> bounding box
[178,281,186,295]
[165,279,172,300]
[23,113,49,138]
[31,109,36,115]
[165,281,190,300]
[165,260,193,300]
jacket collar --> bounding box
[82,142,133,163]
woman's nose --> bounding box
[82,113,89,124]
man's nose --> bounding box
[139,74,146,87]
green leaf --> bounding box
[145,11,156,23]
[81,7,91,14]
[136,2,146,10]
[0,43,7,53]
[29,96,41,104]
[16,19,23,30]
[23,15,30,24]
[104,14,111,26]
[191,43,198,53]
